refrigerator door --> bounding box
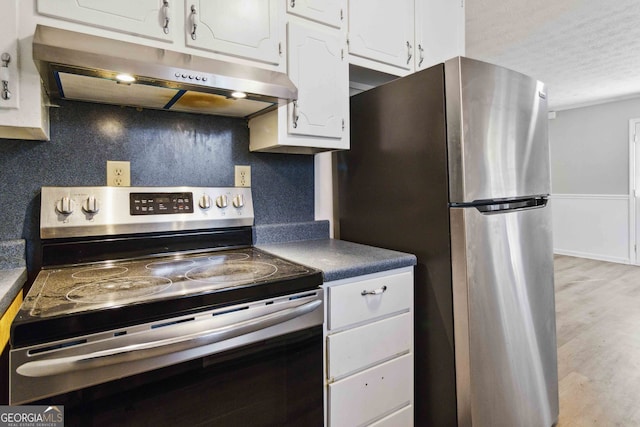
[450,203,558,427]
[445,57,550,203]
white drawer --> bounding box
[328,354,413,427]
[369,405,413,427]
[328,270,412,330]
[327,312,412,380]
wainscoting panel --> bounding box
[550,194,630,264]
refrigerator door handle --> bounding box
[475,197,547,214]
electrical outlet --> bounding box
[235,165,251,187]
[107,161,131,186]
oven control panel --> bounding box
[130,192,194,215]
[40,186,254,239]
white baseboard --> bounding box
[553,249,631,265]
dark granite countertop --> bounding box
[257,238,416,282]
[0,240,27,316]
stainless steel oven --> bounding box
[10,186,323,426]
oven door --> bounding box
[37,326,322,426]
[11,289,323,426]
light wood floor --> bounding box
[554,255,640,427]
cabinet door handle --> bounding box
[292,101,300,128]
[406,41,413,65]
[290,0,295,7]
[1,53,11,101]
[162,0,170,34]
[418,44,424,67]
[361,285,387,296]
[190,5,198,40]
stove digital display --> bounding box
[130,192,194,215]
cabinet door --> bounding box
[0,0,48,140]
[185,0,284,66]
[348,0,414,72]
[0,0,19,110]
[415,0,465,70]
[287,0,345,29]
[37,0,173,42]
[287,22,348,139]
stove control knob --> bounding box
[82,195,100,214]
[232,194,244,209]
[199,194,212,210]
[56,196,75,215]
[215,195,228,209]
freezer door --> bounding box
[445,57,550,203]
[450,203,559,427]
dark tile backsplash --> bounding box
[0,100,314,273]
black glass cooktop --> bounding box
[11,248,322,348]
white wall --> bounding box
[549,97,640,263]
[550,194,631,264]
[315,152,335,237]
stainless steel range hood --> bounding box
[32,25,297,119]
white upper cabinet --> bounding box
[1,0,19,111]
[287,0,345,29]
[347,0,465,76]
[1,0,49,140]
[249,18,349,153]
[36,0,174,42]
[185,0,285,66]
[287,21,346,139]
[348,0,415,75]
[415,0,465,70]
[35,0,286,71]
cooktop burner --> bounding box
[186,261,278,284]
[21,247,316,319]
[66,276,173,304]
[145,259,196,270]
[71,266,129,279]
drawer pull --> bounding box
[361,285,387,296]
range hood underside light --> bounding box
[32,24,297,119]
[55,71,273,117]
[115,73,136,83]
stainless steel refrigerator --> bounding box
[337,57,559,427]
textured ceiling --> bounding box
[466,0,640,110]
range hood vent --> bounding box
[33,25,297,119]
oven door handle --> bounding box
[17,298,322,378]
